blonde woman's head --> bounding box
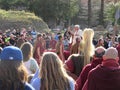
[40,52,72,90]
[40,52,67,77]
[81,28,95,65]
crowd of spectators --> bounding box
[0,25,120,90]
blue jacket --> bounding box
[25,83,35,90]
[31,77,75,90]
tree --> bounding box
[0,0,79,26]
[0,0,29,10]
[29,0,79,24]
[88,0,92,27]
[99,0,104,25]
[105,1,120,25]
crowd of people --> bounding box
[0,24,120,90]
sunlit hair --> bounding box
[0,61,28,90]
[20,42,33,62]
[70,38,80,54]
[40,52,73,90]
[80,28,95,66]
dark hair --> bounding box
[58,35,62,40]
[117,36,120,43]
[95,51,105,58]
[37,33,42,38]
[0,61,28,90]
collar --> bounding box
[102,59,119,69]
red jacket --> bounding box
[75,58,103,90]
[83,59,120,90]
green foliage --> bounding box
[0,0,79,25]
[105,2,120,25]
[0,9,41,21]
[28,0,79,22]
[66,0,79,19]
[0,9,49,31]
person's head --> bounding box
[98,38,104,44]
[20,34,24,38]
[40,52,72,90]
[20,42,33,62]
[10,34,15,39]
[0,46,28,89]
[76,37,81,43]
[117,36,120,44]
[70,37,81,54]
[42,33,46,39]
[94,46,106,58]
[37,33,42,40]
[58,35,62,41]
[74,25,80,31]
[81,28,95,65]
[103,47,119,61]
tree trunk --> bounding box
[99,0,104,25]
[88,0,91,27]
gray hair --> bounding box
[104,47,118,59]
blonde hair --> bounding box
[80,28,95,66]
[40,52,73,90]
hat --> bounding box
[0,46,23,61]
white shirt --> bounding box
[72,29,82,45]
[24,58,39,75]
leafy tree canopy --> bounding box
[105,1,120,25]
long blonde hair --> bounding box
[81,28,95,66]
[39,52,73,90]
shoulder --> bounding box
[83,64,92,71]
[30,58,37,63]
[31,77,41,85]
[25,83,35,90]
[88,65,101,77]
[78,29,83,33]
[68,78,75,90]
[31,77,41,90]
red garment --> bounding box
[34,42,45,65]
[64,50,70,60]
[50,39,56,49]
[76,58,103,90]
[83,59,120,90]
[65,58,74,73]
[65,54,84,80]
